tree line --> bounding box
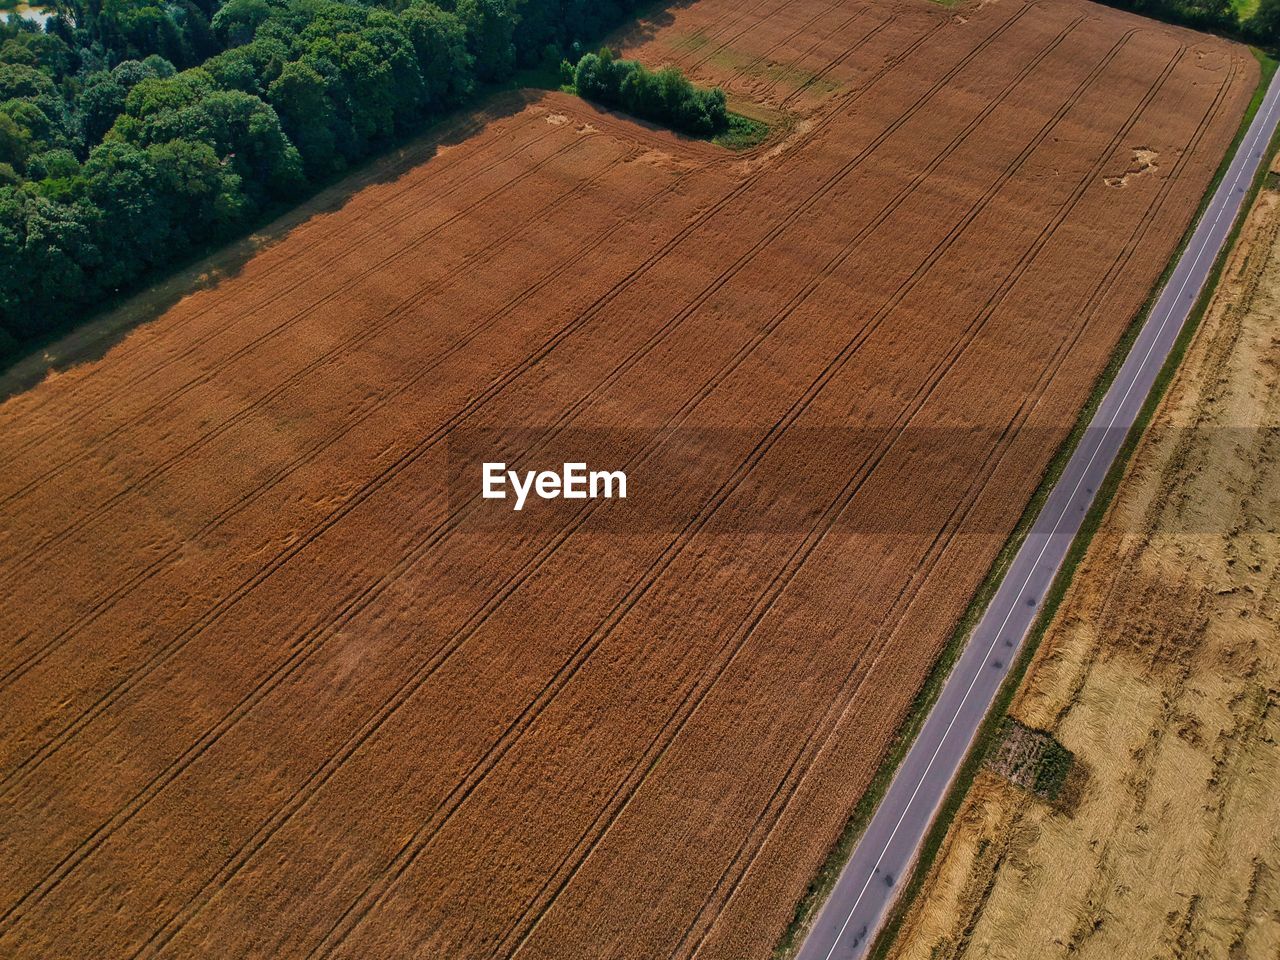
[4,0,1279,357]
[1098,0,1280,43]
[0,0,655,358]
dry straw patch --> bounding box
[888,171,1280,960]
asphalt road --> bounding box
[796,64,1280,960]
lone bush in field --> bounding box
[571,48,727,137]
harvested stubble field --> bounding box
[0,0,1256,957]
[886,160,1280,960]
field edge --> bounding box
[772,43,1279,960]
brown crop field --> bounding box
[0,0,1256,957]
[885,159,1280,960]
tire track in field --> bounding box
[488,29,1171,960]
[682,0,819,75]
[0,0,955,799]
[281,16,1140,960]
[0,6,1003,940]
[750,4,872,102]
[0,135,629,586]
[670,48,1232,960]
[778,1,928,111]
[0,112,555,470]
[778,11,897,110]
[0,149,695,689]
[660,0,773,64]
[666,0,797,70]
[0,125,577,513]
[115,15,1066,957]
[716,0,857,93]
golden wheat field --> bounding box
[0,0,1257,956]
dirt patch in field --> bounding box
[888,164,1280,960]
[1106,146,1160,187]
[0,0,1255,958]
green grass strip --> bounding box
[864,47,1280,960]
[774,44,1279,960]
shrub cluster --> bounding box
[568,47,727,136]
[0,0,654,358]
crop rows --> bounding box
[0,0,1254,957]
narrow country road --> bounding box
[796,62,1280,960]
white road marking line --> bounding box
[818,76,1280,960]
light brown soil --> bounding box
[887,163,1280,960]
[0,0,1255,957]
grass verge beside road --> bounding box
[864,47,1280,960]
[773,44,1279,960]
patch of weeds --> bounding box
[1034,738,1074,801]
[986,718,1074,803]
[669,30,709,53]
[714,112,771,150]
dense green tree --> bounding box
[121,68,215,119]
[0,188,101,338]
[401,2,471,107]
[301,30,395,147]
[211,0,273,47]
[79,73,129,145]
[175,0,221,61]
[362,10,426,126]
[1247,0,1280,41]
[0,33,76,79]
[78,56,174,144]
[121,54,178,82]
[98,0,190,64]
[573,49,726,136]
[118,88,303,198]
[203,35,287,91]
[80,138,165,283]
[266,58,338,173]
[456,0,514,82]
[1098,0,1234,30]
[27,147,80,180]
[2,98,64,152]
[559,0,626,49]
[0,39,39,69]
[147,136,245,241]
[0,112,30,169]
[0,62,57,100]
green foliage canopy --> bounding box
[572,48,727,136]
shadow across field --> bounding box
[0,89,546,404]
[604,0,701,50]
